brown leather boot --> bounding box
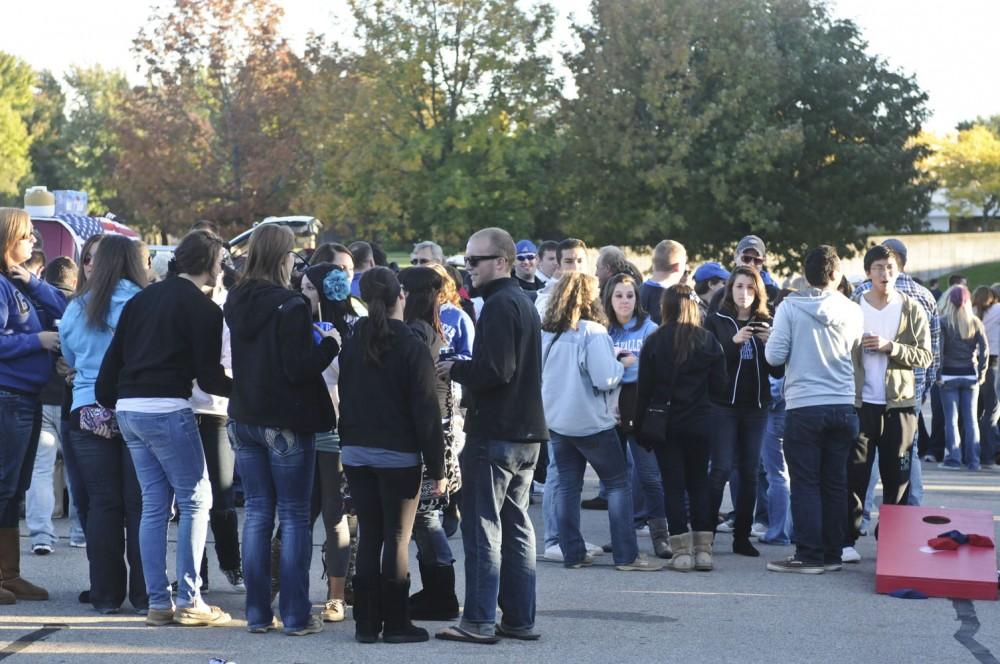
[0,586,14,605]
[0,528,48,601]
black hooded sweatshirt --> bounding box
[224,279,338,433]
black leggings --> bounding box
[310,451,351,578]
[343,464,421,581]
[654,427,713,535]
[197,414,241,572]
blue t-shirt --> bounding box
[609,316,658,383]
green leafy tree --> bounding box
[0,53,35,197]
[922,124,1000,221]
[23,71,68,193]
[564,0,931,268]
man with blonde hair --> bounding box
[640,240,687,324]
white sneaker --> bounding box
[544,543,604,561]
[585,541,605,557]
[750,523,767,539]
[635,525,650,537]
[841,546,861,563]
[716,520,734,533]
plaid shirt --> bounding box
[853,273,940,396]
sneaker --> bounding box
[69,538,87,548]
[287,615,324,636]
[249,617,281,634]
[635,525,650,537]
[32,543,53,556]
[322,598,346,623]
[566,555,594,569]
[841,546,861,563]
[145,607,175,626]
[824,562,843,572]
[173,603,231,627]
[922,454,937,463]
[716,519,735,533]
[750,523,767,539]
[222,568,246,593]
[615,555,664,572]
[938,461,962,470]
[543,544,564,562]
[585,542,605,557]
[766,556,824,574]
[580,496,608,510]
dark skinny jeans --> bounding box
[653,421,713,535]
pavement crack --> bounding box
[0,624,66,660]
[951,599,999,664]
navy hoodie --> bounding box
[0,273,66,394]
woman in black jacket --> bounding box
[702,266,783,558]
[635,285,727,572]
[224,224,339,637]
[338,267,446,644]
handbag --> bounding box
[79,405,120,439]
[637,357,677,449]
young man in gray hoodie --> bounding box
[764,246,863,574]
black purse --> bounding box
[638,360,677,449]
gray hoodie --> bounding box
[765,288,863,411]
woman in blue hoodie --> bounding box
[61,234,147,613]
[0,208,65,604]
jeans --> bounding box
[978,361,999,465]
[228,421,316,633]
[709,406,768,540]
[61,413,89,533]
[784,405,859,565]
[118,408,212,611]
[27,404,84,546]
[413,509,454,567]
[197,415,241,574]
[941,379,980,468]
[653,420,713,535]
[847,404,917,545]
[459,436,539,636]
[0,390,41,528]
[72,427,146,611]
[550,429,638,566]
[760,406,792,544]
[542,441,559,548]
[626,434,665,522]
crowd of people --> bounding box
[1,204,998,643]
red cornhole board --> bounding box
[876,505,997,601]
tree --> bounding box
[24,71,68,193]
[564,0,931,268]
[116,0,309,240]
[921,123,1000,221]
[0,53,35,197]
[300,0,562,247]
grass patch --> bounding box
[934,261,1000,290]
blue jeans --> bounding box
[627,434,665,521]
[413,509,454,566]
[760,406,792,544]
[0,390,41,528]
[118,409,212,611]
[459,437,539,637]
[542,441,559,548]
[783,405,859,565]
[72,428,145,611]
[941,379,980,468]
[228,421,315,633]
[550,429,638,566]
[27,405,83,546]
[709,406,768,540]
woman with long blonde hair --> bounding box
[937,285,989,470]
[541,273,661,572]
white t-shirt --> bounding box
[116,397,191,414]
[860,294,903,405]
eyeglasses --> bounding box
[411,257,433,266]
[465,254,502,268]
[740,254,764,267]
[516,254,536,262]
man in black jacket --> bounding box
[435,227,545,644]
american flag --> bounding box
[56,214,139,240]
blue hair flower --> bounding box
[324,268,350,302]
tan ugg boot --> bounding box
[667,533,693,572]
[0,528,48,601]
[693,531,714,571]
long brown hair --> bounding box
[77,235,148,330]
[240,225,294,286]
[0,208,32,273]
[972,286,995,319]
[359,267,401,366]
[542,272,606,333]
[661,284,705,366]
[602,272,647,332]
[399,266,444,340]
[720,265,769,320]
[76,234,103,294]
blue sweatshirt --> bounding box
[609,316,658,383]
[61,280,142,411]
[440,303,475,359]
[0,273,66,394]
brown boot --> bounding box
[0,586,14,605]
[0,528,48,601]
[649,518,672,559]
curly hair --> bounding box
[430,263,461,307]
[542,272,607,333]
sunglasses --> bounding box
[740,254,764,267]
[411,257,433,266]
[465,254,502,268]
[516,254,536,262]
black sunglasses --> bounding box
[516,253,536,262]
[740,254,764,267]
[465,254,502,268]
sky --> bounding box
[2,0,998,133]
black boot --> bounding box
[381,576,428,643]
[352,574,381,644]
[409,563,460,621]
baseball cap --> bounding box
[881,238,908,265]
[516,240,538,255]
[693,262,731,283]
[736,235,766,258]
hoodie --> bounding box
[0,273,66,394]
[224,279,339,432]
[61,280,142,411]
[764,288,863,411]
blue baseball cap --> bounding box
[693,261,730,283]
[516,240,538,255]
